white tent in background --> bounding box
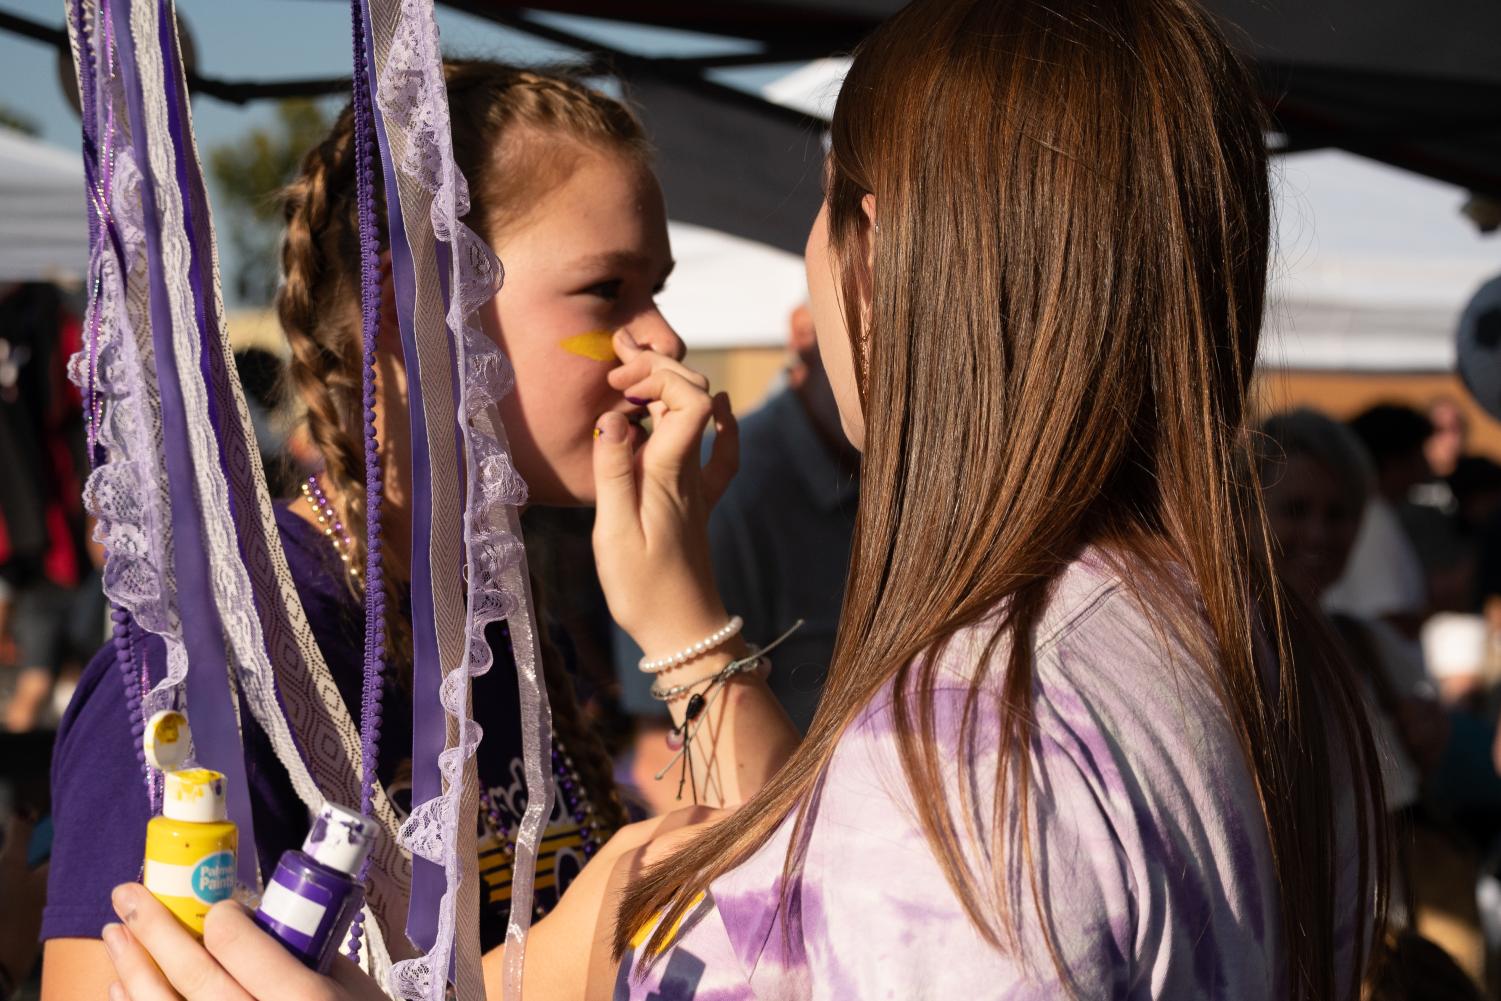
[758,61,1501,373]
[0,125,806,350]
[659,221,807,350]
[0,126,88,284]
[9,89,1491,370]
[1266,150,1499,371]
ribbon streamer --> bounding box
[70,1,553,993]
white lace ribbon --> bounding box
[69,1,410,979]
[369,2,554,998]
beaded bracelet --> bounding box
[651,620,802,801]
[638,615,744,674]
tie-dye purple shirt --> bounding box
[617,555,1343,999]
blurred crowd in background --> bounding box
[7,287,1501,994]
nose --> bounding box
[626,308,686,362]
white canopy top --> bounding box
[0,126,89,284]
[757,61,1501,372]
[659,220,807,351]
[6,88,1495,373]
[1265,149,1500,371]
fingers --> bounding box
[620,370,713,418]
[702,393,740,507]
[621,370,716,470]
[327,955,393,1001]
[592,411,640,542]
[110,883,252,1001]
[608,331,709,394]
[102,922,181,1001]
[203,901,340,1001]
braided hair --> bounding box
[278,60,647,835]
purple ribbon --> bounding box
[355,0,443,951]
[110,0,259,891]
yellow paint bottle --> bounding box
[140,710,238,937]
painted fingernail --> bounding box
[626,396,649,406]
[593,427,603,440]
[111,884,137,923]
[598,416,628,443]
[102,922,125,958]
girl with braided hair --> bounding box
[42,59,791,1001]
[99,0,1393,996]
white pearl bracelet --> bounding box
[638,615,744,674]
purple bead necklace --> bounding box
[477,735,602,919]
[300,476,361,582]
[476,621,603,918]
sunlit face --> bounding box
[1262,453,1363,602]
[478,151,680,505]
[804,201,865,451]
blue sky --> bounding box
[0,0,788,303]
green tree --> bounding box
[209,99,333,305]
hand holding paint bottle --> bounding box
[141,710,239,937]
[253,801,374,972]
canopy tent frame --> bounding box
[6,0,1501,210]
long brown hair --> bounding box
[619,1,1387,996]
[277,60,648,835]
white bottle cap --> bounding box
[302,802,375,876]
[162,768,229,823]
[144,710,229,824]
[143,709,192,772]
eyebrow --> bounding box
[570,251,676,281]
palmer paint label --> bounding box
[144,850,235,904]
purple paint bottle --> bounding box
[253,802,374,972]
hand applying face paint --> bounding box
[592,329,739,662]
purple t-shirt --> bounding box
[42,504,589,950]
[618,555,1360,998]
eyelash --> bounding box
[583,279,669,301]
[584,280,623,301]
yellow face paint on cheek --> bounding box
[559,329,617,363]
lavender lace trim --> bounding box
[67,2,161,812]
[64,106,189,730]
[375,2,551,998]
